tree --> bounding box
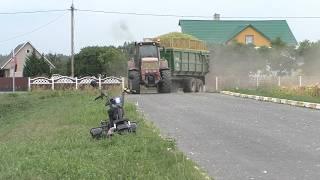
[98,48,127,77]
[120,41,135,59]
[46,53,70,75]
[208,38,299,78]
[208,43,265,77]
[271,37,287,50]
[74,46,104,76]
[74,46,128,77]
[296,40,320,75]
[23,49,51,77]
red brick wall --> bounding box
[0,77,28,91]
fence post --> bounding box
[278,76,281,87]
[99,77,102,90]
[75,77,78,90]
[51,77,54,90]
[215,76,219,92]
[28,77,31,91]
[121,77,125,90]
[299,76,302,87]
[256,76,259,88]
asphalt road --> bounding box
[127,93,320,180]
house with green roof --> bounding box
[179,20,297,47]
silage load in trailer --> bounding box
[155,32,208,51]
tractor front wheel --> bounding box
[128,71,140,94]
[158,70,171,93]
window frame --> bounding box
[245,35,254,45]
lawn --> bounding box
[0,91,210,180]
[229,88,320,104]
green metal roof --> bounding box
[179,20,297,46]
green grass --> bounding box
[0,91,210,180]
[230,88,320,103]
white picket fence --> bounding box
[28,74,125,91]
[206,75,320,92]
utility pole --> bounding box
[70,3,75,77]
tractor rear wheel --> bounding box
[196,79,204,92]
[128,71,140,94]
[183,78,196,93]
[158,70,171,93]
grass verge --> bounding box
[0,91,210,180]
[229,88,320,103]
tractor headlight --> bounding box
[115,97,121,104]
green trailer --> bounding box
[160,48,209,92]
[156,32,210,92]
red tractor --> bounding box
[128,41,171,94]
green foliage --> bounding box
[209,38,297,77]
[46,53,70,75]
[271,37,287,50]
[74,46,127,77]
[98,48,127,76]
[0,91,209,180]
[209,44,266,77]
[296,40,320,75]
[120,41,135,59]
[23,49,51,77]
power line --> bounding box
[220,16,320,19]
[77,9,320,19]
[0,12,67,44]
[0,8,320,19]
[0,9,68,15]
[77,9,213,19]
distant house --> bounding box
[0,42,55,77]
[179,19,297,47]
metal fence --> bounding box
[28,74,124,91]
[205,75,320,92]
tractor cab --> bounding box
[127,40,171,94]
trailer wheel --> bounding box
[128,71,140,94]
[196,79,204,93]
[158,70,171,93]
[183,78,196,93]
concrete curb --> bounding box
[220,91,320,110]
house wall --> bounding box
[3,43,41,77]
[231,27,271,47]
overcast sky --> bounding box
[0,0,319,55]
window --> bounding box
[26,49,30,53]
[139,45,158,58]
[245,35,254,45]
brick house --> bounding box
[0,42,55,77]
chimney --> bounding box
[214,13,220,20]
